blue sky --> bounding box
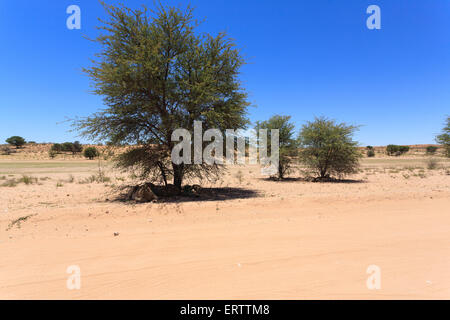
[0,0,449,146]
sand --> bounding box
[0,156,449,299]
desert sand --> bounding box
[0,152,449,299]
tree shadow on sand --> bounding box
[112,186,261,204]
[259,177,366,184]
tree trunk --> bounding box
[157,161,168,187]
[278,163,284,180]
[172,163,184,190]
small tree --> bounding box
[298,117,362,179]
[62,142,74,153]
[51,143,63,153]
[426,145,438,155]
[72,141,83,154]
[84,147,99,160]
[6,136,26,148]
[436,116,450,157]
[255,115,298,179]
[366,146,375,157]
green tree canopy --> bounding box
[74,3,249,189]
[6,136,26,148]
[255,115,298,179]
[298,117,361,179]
[436,116,450,157]
[83,147,99,160]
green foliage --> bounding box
[72,141,83,153]
[366,146,375,157]
[298,117,362,179]
[255,115,298,179]
[20,175,37,185]
[367,149,375,157]
[399,146,410,154]
[6,136,26,148]
[436,116,450,157]
[73,3,249,189]
[83,147,99,160]
[79,172,111,184]
[51,143,63,153]
[386,144,409,156]
[426,145,438,155]
[62,142,74,153]
[51,141,83,154]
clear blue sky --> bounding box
[0,0,449,146]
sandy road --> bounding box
[1,195,449,300]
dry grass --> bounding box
[425,158,440,170]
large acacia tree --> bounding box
[75,3,249,189]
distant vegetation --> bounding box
[386,145,410,156]
[298,117,362,180]
[436,116,450,157]
[51,141,83,155]
[426,145,438,155]
[366,146,375,157]
[83,147,99,160]
[6,136,26,148]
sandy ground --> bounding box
[0,156,449,299]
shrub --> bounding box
[366,146,375,157]
[48,150,57,159]
[425,158,439,170]
[386,144,409,156]
[367,149,375,157]
[298,117,362,179]
[51,143,63,153]
[83,147,99,160]
[79,172,110,184]
[6,136,26,148]
[20,175,37,185]
[426,146,438,155]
